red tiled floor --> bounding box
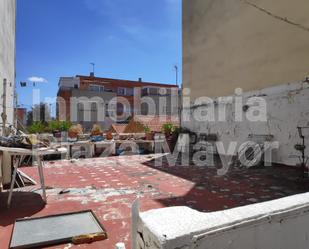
[1,154,309,249]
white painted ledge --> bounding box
[137,192,309,249]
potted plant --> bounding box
[48,120,69,138]
[144,125,154,140]
[161,123,175,137]
[91,124,103,136]
[59,121,70,132]
[161,123,177,151]
[28,121,45,134]
[106,131,113,140]
[90,124,104,142]
[48,120,61,137]
[68,124,82,142]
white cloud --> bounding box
[28,76,48,83]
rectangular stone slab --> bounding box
[10,210,106,249]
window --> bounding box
[141,87,159,96]
[149,87,159,95]
[105,103,109,117]
[142,88,149,96]
[141,103,148,115]
[91,103,98,122]
[89,84,104,92]
[117,87,134,96]
[126,88,134,96]
[117,87,126,95]
[161,105,169,115]
[77,103,84,122]
[160,88,171,96]
[117,103,124,114]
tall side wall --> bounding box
[182,81,309,166]
[0,0,16,127]
[0,0,16,186]
[183,0,309,98]
[182,0,309,166]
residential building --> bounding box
[0,0,16,132]
[57,74,179,130]
[15,107,27,128]
[182,0,309,166]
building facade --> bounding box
[0,0,16,187]
[0,0,16,131]
[57,74,179,130]
[182,0,309,166]
[15,107,27,128]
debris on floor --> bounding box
[1,154,309,248]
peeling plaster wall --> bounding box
[182,0,309,166]
[182,81,309,166]
[137,192,309,249]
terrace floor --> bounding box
[1,154,309,249]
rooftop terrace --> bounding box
[1,154,309,249]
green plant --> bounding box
[28,121,45,134]
[48,120,60,132]
[172,126,181,135]
[59,121,71,131]
[161,123,175,135]
[143,125,151,133]
[48,120,71,132]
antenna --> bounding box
[174,65,178,86]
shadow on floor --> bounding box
[0,192,45,227]
[143,155,309,212]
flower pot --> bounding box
[78,134,89,141]
[164,132,172,139]
[106,132,113,140]
[91,135,104,142]
[166,136,177,151]
[68,131,78,139]
[145,132,154,141]
[53,130,61,138]
[91,131,103,136]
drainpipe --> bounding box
[1,79,7,136]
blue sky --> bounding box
[16,0,182,113]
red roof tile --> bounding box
[109,124,127,133]
[124,115,180,133]
[134,115,179,125]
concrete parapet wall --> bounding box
[136,192,309,249]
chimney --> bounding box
[90,72,95,77]
[138,77,142,82]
